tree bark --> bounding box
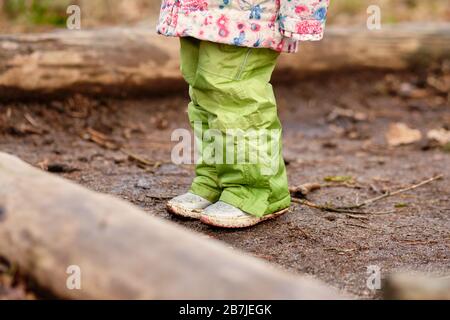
[0,152,342,300]
[0,23,449,100]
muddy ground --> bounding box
[0,69,449,299]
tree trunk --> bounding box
[1,23,449,100]
[0,152,342,300]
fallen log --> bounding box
[279,23,450,74]
[0,152,342,299]
[1,23,449,100]
[383,273,450,300]
[0,25,183,100]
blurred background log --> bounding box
[278,23,450,79]
[0,23,449,100]
[0,25,182,100]
[383,274,450,300]
[0,152,342,300]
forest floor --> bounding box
[0,69,449,299]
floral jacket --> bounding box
[157,0,330,53]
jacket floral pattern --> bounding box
[157,0,330,53]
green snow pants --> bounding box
[180,37,291,217]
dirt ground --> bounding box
[0,69,449,299]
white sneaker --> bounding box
[166,193,212,219]
[200,201,289,229]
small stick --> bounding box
[293,174,443,215]
[322,182,364,189]
[323,247,357,254]
[24,113,40,127]
[346,214,370,221]
[344,222,370,229]
[145,195,176,200]
[337,174,443,210]
[292,198,393,215]
[121,148,158,167]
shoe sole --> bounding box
[166,203,202,219]
[200,207,290,229]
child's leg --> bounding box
[180,37,222,203]
[191,42,291,217]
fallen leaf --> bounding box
[324,175,353,183]
[427,128,450,146]
[386,123,422,147]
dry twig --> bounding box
[336,174,443,210]
[121,149,162,171]
[292,198,393,215]
[293,175,443,215]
